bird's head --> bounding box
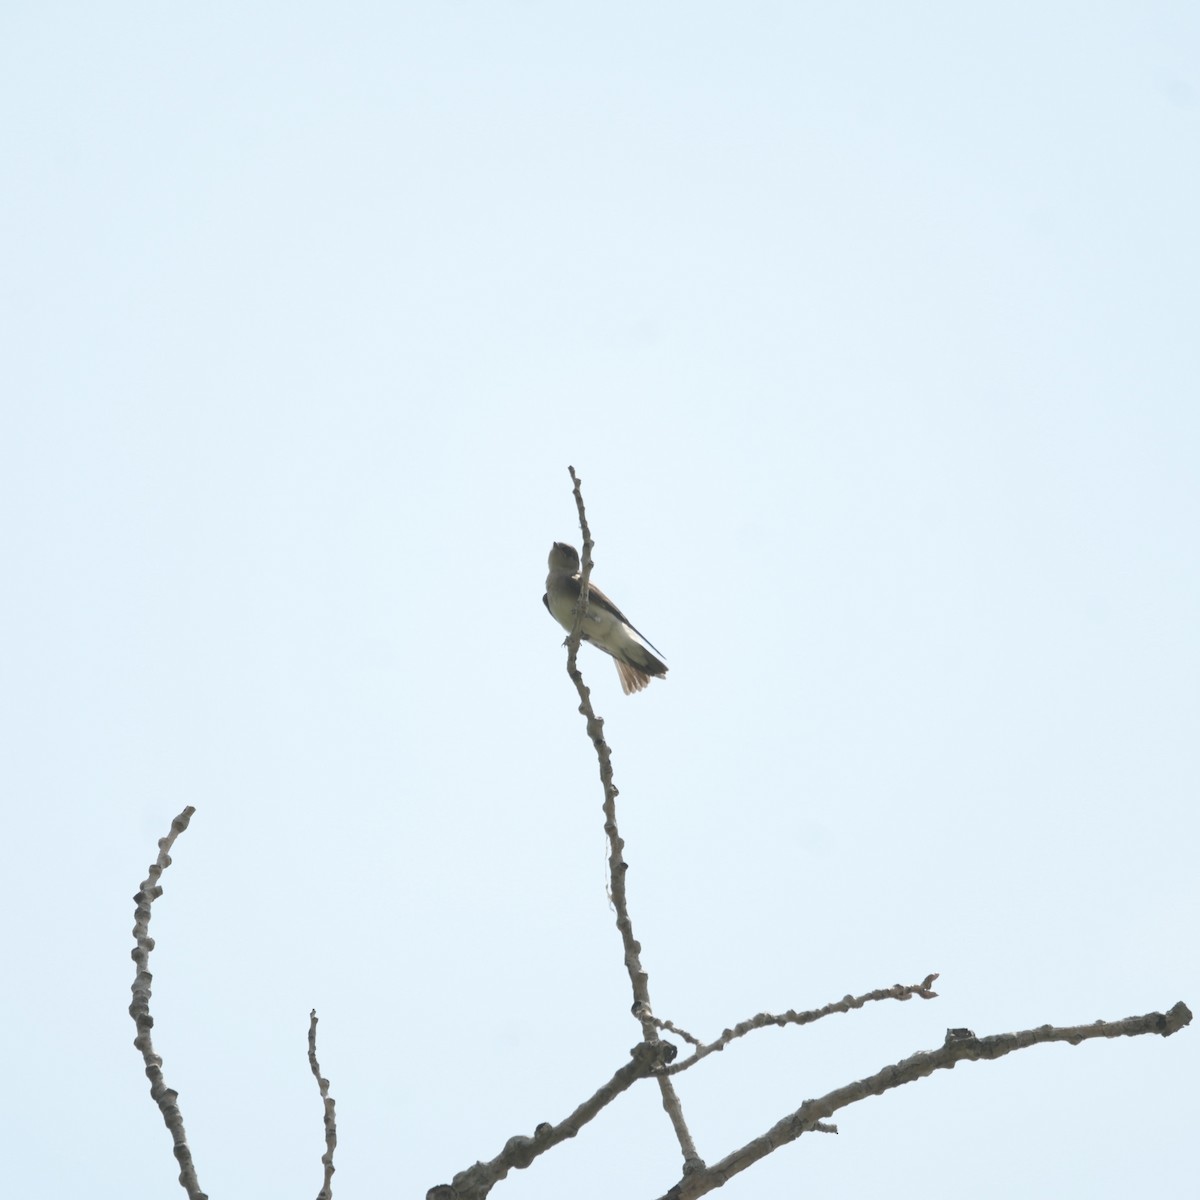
[548,542,581,573]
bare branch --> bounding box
[564,466,702,1172]
[663,974,940,1075]
[128,806,207,1200]
[653,1001,1193,1200]
[562,465,595,679]
[640,1009,702,1048]
[428,1040,678,1200]
[308,1010,337,1200]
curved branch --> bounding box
[128,806,207,1200]
[655,1001,1193,1199]
[661,974,940,1075]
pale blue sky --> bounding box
[2,4,1197,1198]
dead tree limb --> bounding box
[308,1009,338,1200]
[653,1001,1192,1200]
[128,806,207,1200]
[660,974,940,1075]
[563,465,701,1171]
[427,1040,678,1200]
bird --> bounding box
[543,542,668,695]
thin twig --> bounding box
[308,1010,337,1200]
[642,1013,702,1048]
[427,1041,678,1200]
[653,1001,1193,1199]
[662,974,940,1075]
[563,466,702,1173]
[128,806,207,1200]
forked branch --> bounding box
[427,1041,678,1200]
[658,974,941,1075]
[653,1001,1192,1200]
[563,465,701,1170]
[432,468,1191,1199]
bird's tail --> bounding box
[615,653,667,695]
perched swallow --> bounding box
[543,542,668,695]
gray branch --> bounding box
[128,806,207,1200]
[427,1041,678,1200]
[308,1009,337,1199]
[652,1001,1193,1199]
[430,470,1191,1198]
[564,465,702,1171]
[662,973,940,1075]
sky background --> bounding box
[2,3,1197,1198]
